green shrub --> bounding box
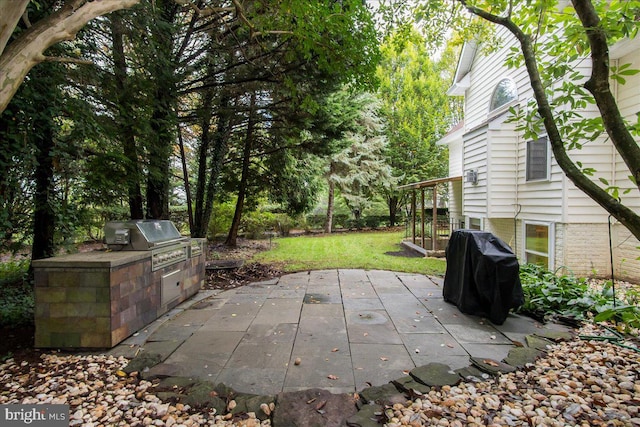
[517,263,640,334]
[208,199,236,239]
[518,263,594,319]
[305,214,326,229]
[0,259,29,287]
[242,210,276,239]
[274,213,294,236]
[0,260,33,327]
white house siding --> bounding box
[449,179,464,227]
[446,23,640,281]
[463,29,516,129]
[448,135,463,176]
[486,118,518,217]
[614,44,640,214]
[447,138,464,225]
[610,43,640,280]
[462,126,488,218]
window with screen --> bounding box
[526,136,549,181]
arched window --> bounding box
[489,78,518,111]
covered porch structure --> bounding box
[398,176,463,256]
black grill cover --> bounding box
[443,230,524,325]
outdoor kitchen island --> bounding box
[33,220,206,348]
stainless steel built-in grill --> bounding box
[105,220,194,271]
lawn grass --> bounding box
[253,230,447,276]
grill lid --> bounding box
[105,220,183,250]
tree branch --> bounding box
[572,0,640,193]
[0,0,30,55]
[42,55,94,65]
[457,0,640,240]
[0,0,140,115]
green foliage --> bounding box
[377,29,458,186]
[0,260,33,327]
[375,28,461,221]
[241,210,277,240]
[273,213,295,237]
[594,305,640,334]
[327,91,396,216]
[208,199,237,239]
[238,210,298,239]
[518,264,596,319]
[518,263,640,335]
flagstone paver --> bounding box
[114,269,570,398]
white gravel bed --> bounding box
[0,354,269,426]
[1,324,638,427]
[385,324,640,427]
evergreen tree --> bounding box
[377,28,462,225]
[326,92,395,230]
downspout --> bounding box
[514,103,522,259]
[608,58,618,297]
[514,204,522,256]
[608,214,617,308]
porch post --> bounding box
[421,188,426,249]
[411,190,417,244]
[432,185,438,251]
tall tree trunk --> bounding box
[111,12,143,219]
[177,125,193,232]
[324,164,336,234]
[192,92,232,238]
[0,104,19,243]
[146,0,177,220]
[226,93,256,247]
[31,94,57,261]
[146,102,172,219]
[387,194,399,227]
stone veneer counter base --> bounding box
[33,249,204,349]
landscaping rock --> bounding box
[454,365,490,383]
[359,383,407,405]
[122,352,162,374]
[170,380,227,413]
[391,376,431,395]
[535,330,574,342]
[503,346,545,368]
[409,363,461,387]
[525,334,555,350]
[231,393,276,420]
[272,388,358,427]
[469,357,516,375]
[346,403,383,427]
